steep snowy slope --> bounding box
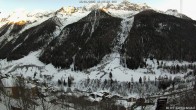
[0,10,54,33]
[0,16,62,60]
[0,10,91,60]
[0,11,54,50]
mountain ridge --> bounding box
[39,9,122,70]
[123,10,196,69]
[0,2,196,71]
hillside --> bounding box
[39,9,122,70]
[123,10,196,69]
[0,17,62,60]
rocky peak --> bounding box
[56,6,77,15]
[82,1,151,11]
[79,9,113,22]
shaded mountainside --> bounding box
[0,16,62,60]
[10,23,26,35]
[123,10,196,69]
[39,10,122,70]
[0,23,26,51]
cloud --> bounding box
[150,0,196,20]
[182,0,196,20]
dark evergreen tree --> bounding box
[33,72,37,78]
[104,79,107,86]
[194,80,196,91]
[193,69,196,76]
[176,64,180,73]
[155,77,157,86]
[110,79,113,86]
[58,79,62,86]
[68,77,72,87]
[172,81,175,90]
[128,82,131,89]
[157,60,159,65]
[139,77,142,84]
[87,76,90,85]
[109,72,112,79]
[63,80,66,86]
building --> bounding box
[0,77,37,99]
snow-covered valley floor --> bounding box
[0,50,195,110]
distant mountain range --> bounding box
[0,1,196,70]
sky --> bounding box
[0,0,196,20]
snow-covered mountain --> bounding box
[82,1,150,11]
[0,1,196,110]
[0,0,189,26]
